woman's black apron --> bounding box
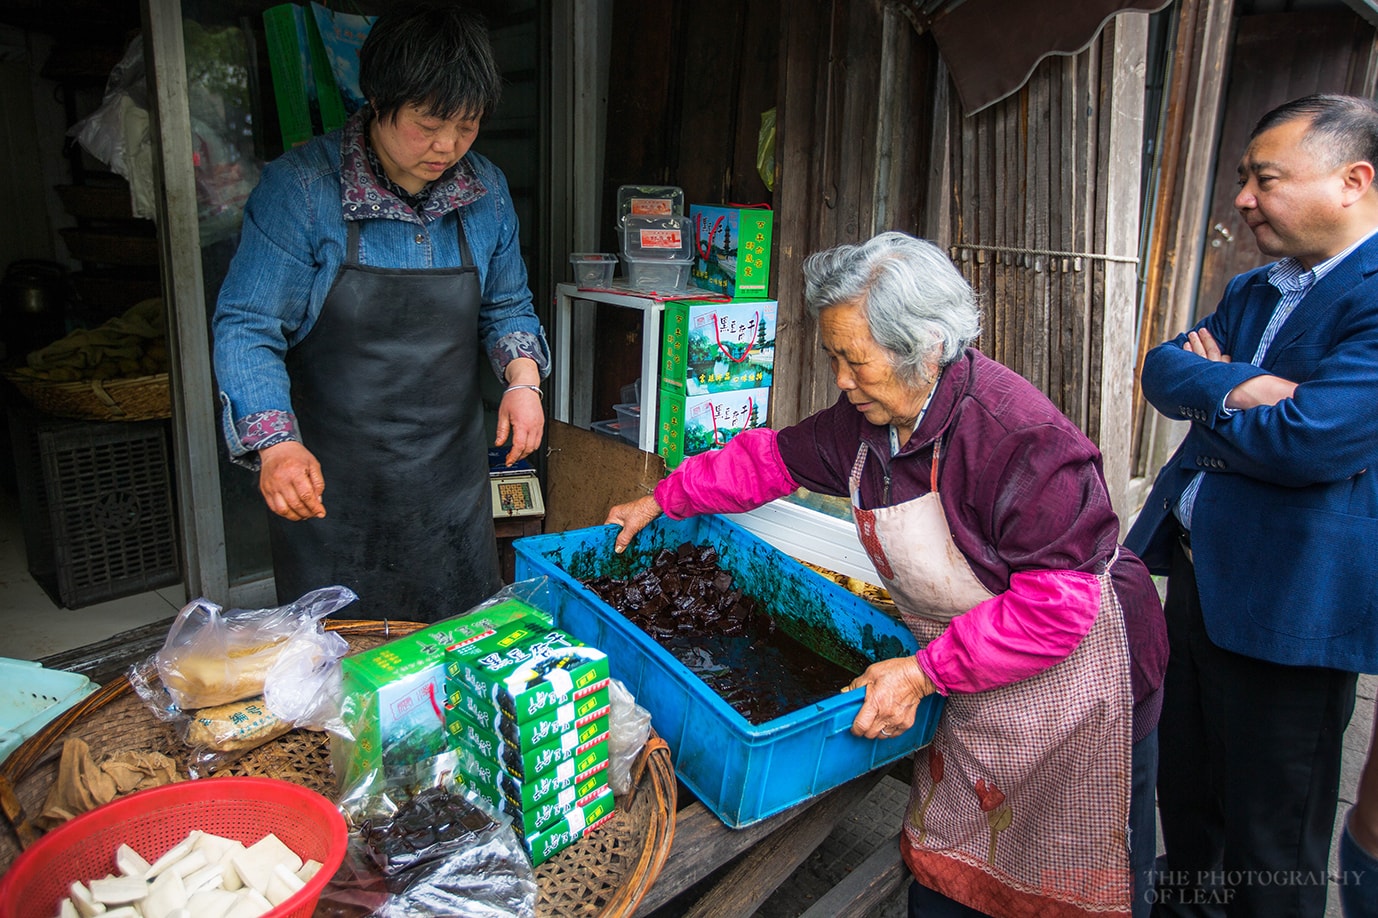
[268,215,501,623]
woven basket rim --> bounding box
[0,618,676,917]
[3,370,171,421]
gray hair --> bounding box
[802,232,981,384]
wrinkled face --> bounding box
[819,300,933,440]
[369,103,481,194]
[1235,117,1353,268]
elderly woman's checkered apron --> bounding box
[849,440,1133,918]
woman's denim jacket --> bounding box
[212,110,549,466]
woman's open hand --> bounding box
[258,441,326,520]
[843,655,937,740]
[605,495,663,553]
[495,385,545,466]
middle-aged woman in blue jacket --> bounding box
[212,1,549,622]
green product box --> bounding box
[443,620,546,680]
[335,599,548,794]
[656,384,771,469]
[457,734,610,812]
[455,725,611,808]
[452,627,610,724]
[463,764,609,837]
[447,708,610,782]
[523,785,618,866]
[444,675,610,749]
[660,299,776,396]
[688,204,773,298]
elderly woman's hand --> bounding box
[843,655,937,740]
[605,495,663,553]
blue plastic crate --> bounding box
[513,514,943,827]
[0,658,96,765]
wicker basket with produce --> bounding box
[4,298,171,421]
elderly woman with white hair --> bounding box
[607,231,1167,918]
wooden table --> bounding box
[36,619,913,917]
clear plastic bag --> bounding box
[607,678,652,797]
[324,743,537,918]
[154,586,357,710]
[128,587,358,777]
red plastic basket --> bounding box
[0,776,346,918]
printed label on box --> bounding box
[446,679,611,749]
[629,197,673,217]
[457,740,610,812]
[690,205,773,298]
[523,784,618,866]
[661,299,776,395]
[455,627,610,724]
[657,384,771,468]
[639,228,684,249]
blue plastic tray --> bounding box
[0,658,96,765]
[513,514,943,827]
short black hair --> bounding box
[358,1,503,125]
[1251,94,1378,172]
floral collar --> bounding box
[338,106,487,224]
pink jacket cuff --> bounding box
[653,428,799,518]
[916,569,1101,695]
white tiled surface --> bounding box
[0,485,183,661]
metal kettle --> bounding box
[1,259,68,360]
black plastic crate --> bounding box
[9,410,181,608]
[6,408,57,591]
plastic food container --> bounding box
[512,514,943,827]
[622,215,693,261]
[616,184,684,228]
[0,658,95,765]
[569,253,618,289]
[622,256,692,293]
[591,418,633,442]
[613,402,641,444]
[0,776,347,918]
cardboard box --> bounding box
[454,716,611,799]
[660,298,776,395]
[457,736,610,812]
[657,384,771,469]
[335,599,547,794]
[462,762,609,837]
[443,620,546,680]
[451,627,610,724]
[521,784,618,866]
[444,704,611,781]
[445,678,611,749]
[449,709,609,783]
[689,205,773,299]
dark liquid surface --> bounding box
[583,542,856,724]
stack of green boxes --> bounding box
[336,597,550,797]
[444,623,616,865]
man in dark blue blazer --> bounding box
[1128,94,1378,917]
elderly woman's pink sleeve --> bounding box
[916,569,1101,695]
[653,428,800,519]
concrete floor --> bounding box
[0,484,182,662]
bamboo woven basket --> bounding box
[0,619,676,917]
[3,371,171,422]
